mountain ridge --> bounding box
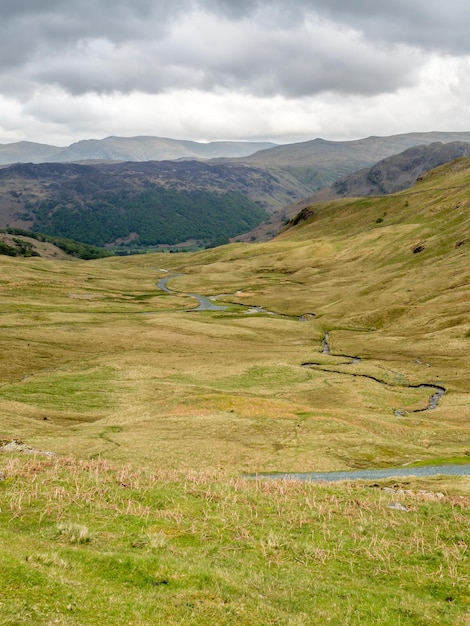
[0,159,310,249]
[0,135,276,165]
[285,141,470,210]
[239,130,470,191]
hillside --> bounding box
[0,159,469,624]
[4,132,470,199]
[0,135,276,165]
[309,141,470,201]
[0,229,112,259]
[1,157,469,465]
[0,160,309,249]
[240,130,470,191]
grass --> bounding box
[0,456,469,625]
[0,159,470,622]
[408,457,470,467]
[0,368,115,413]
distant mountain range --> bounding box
[240,139,470,242]
[4,132,470,195]
[326,141,470,199]
[287,141,470,210]
[2,131,470,250]
[0,136,276,165]
[239,131,470,191]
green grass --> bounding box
[0,456,469,625]
[0,367,115,413]
[408,457,470,467]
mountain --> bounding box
[239,131,470,191]
[4,131,470,248]
[326,141,470,199]
[288,141,470,211]
[0,141,64,164]
[0,136,276,165]
[4,131,470,198]
[0,160,309,249]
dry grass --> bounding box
[0,161,469,475]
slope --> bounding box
[0,160,310,249]
[308,141,470,201]
[0,158,468,474]
[240,130,470,191]
[0,159,469,626]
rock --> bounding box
[387,502,408,511]
[0,439,55,457]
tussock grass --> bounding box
[0,456,469,625]
[56,521,91,544]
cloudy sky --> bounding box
[1,0,470,146]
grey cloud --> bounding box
[2,1,470,50]
[271,0,470,55]
[0,0,467,102]
[29,14,420,98]
[200,0,470,54]
[190,24,418,97]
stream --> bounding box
[157,274,447,415]
[304,332,446,414]
[157,273,459,480]
[249,464,470,483]
[157,275,226,311]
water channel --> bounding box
[157,275,226,311]
[249,464,470,483]
[304,332,446,414]
[157,273,460,480]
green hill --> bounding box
[0,160,311,250]
[1,156,469,467]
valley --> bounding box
[0,156,469,625]
[3,0,470,621]
[1,158,469,470]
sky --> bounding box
[1,0,470,146]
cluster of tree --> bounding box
[30,189,267,248]
[0,238,39,257]
[1,229,113,259]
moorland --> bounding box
[0,157,469,624]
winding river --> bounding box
[157,273,465,481]
[157,275,446,414]
[157,275,226,311]
[304,332,446,414]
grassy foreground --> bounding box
[1,455,469,625]
[1,159,470,623]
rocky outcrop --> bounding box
[0,438,56,457]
